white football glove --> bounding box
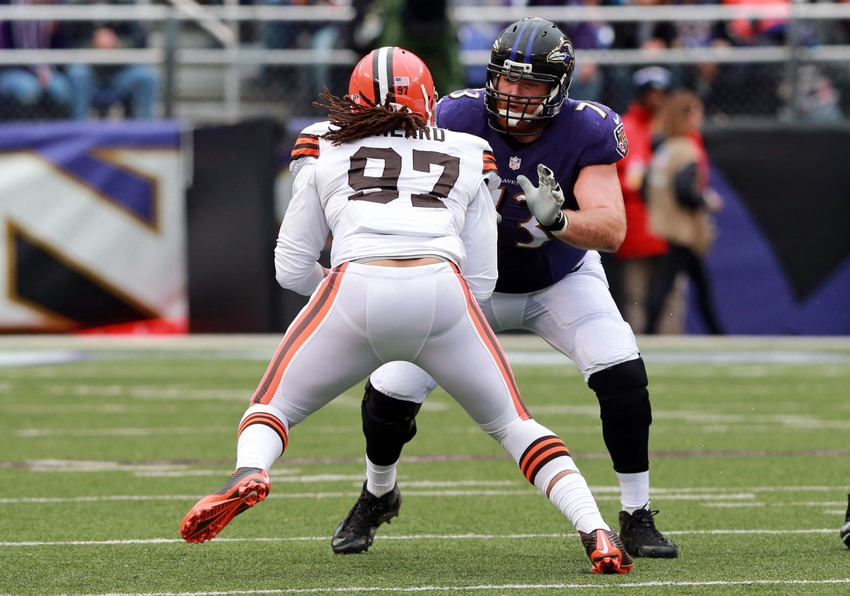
[517,164,569,233]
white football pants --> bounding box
[370,251,640,404]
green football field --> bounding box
[1,334,849,595]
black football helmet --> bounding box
[485,17,575,136]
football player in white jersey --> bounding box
[179,46,632,574]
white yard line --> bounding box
[1,481,847,504]
[0,490,538,504]
[0,528,840,548]
[62,580,850,595]
[2,427,233,438]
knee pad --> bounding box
[362,380,422,448]
[588,358,652,427]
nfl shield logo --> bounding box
[509,156,521,170]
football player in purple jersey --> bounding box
[331,18,679,560]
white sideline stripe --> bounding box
[0,351,87,367]
[0,528,838,547]
[36,579,850,595]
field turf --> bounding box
[0,335,848,595]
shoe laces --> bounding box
[345,490,387,527]
[353,491,378,515]
[627,509,665,537]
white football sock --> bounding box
[365,456,397,497]
[547,473,610,534]
[235,424,283,471]
[617,470,650,513]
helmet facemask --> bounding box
[483,18,575,137]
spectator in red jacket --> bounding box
[613,67,677,334]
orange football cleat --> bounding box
[579,528,634,574]
[180,467,271,543]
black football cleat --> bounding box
[840,493,850,549]
[579,528,634,574]
[331,481,401,554]
[619,507,679,558]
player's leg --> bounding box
[331,367,428,554]
[182,265,384,543]
[520,251,678,558]
[348,283,522,504]
[331,293,441,552]
[333,291,510,553]
[414,265,631,574]
[330,322,440,551]
[365,361,436,485]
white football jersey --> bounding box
[276,121,500,300]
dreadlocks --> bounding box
[314,89,428,145]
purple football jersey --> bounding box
[436,89,628,294]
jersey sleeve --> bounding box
[575,102,630,168]
[482,149,501,192]
[459,178,498,303]
[288,121,328,176]
[274,160,329,295]
[435,89,486,132]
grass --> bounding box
[0,335,848,595]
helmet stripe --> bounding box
[523,21,543,63]
[508,19,530,62]
[372,46,395,105]
[371,48,382,104]
[386,48,395,103]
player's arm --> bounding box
[274,160,330,295]
[560,163,626,252]
[519,163,626,252]
[460,178,499,303]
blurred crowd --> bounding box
[0,0,157,120]
[453,0,850,122]
[2,0,850,122]
[254,0,850,121]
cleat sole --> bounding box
[591,556,633,575]
[180,476,269,543]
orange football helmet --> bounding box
[348,46,437,126]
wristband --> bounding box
[542,210,568,234]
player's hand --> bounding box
[517,164,568,233]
